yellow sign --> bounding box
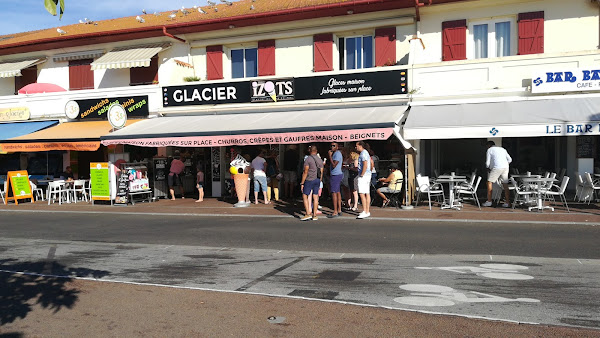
[4,170,34,205]
[0,107,30,122]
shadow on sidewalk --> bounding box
[0,259,110,326]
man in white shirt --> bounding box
[483,141,513,207]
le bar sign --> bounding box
[162,69,407,107]
[65,96,149,120]
[532,68,600,94]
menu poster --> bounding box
[576,136,594,158]
[154,158,167,181]
[5,170,33,205]
[114,170,130,205]
[90,162,110,200]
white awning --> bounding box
[91,43,171,70]
[101,106,408,147]
[0,58,46,78]
[53,50,105,62]
[404,96,600,140]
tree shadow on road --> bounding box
[0,259,110,326]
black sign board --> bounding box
[70,96,149,120]
[576,136,595,158]
[114,170,130,205]
[294,69,407,100]
[154,158,167,181]
[161,69,407,107]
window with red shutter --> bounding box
[313,34,333,72]
[518,11,544,55]
[375,27,396,67]
[130,55,158,86]
[69,59,94,90]
[14,66,37,94]
[206,45,223,80]
[442,20,467,61]
[258,40,275,76]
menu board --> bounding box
[5,170,33,205]
[154,158,167,181]
[576,136,594,158]
[90,162,110,200]
[114,170,130,205]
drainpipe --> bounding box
[162,26,186,43]
[414,0,432,22]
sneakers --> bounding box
[300,215,312,221]
[381,199,390,208]
[482,201,493,207]
[312,216,319,221]
[356,211,371,219]
[501,203,510,208]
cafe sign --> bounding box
[532,68,600,94]
[65,96,149,120]
[0,107,30,121]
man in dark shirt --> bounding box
[62,166,75,181]
[299,145,323,221]
[282,144,299,199]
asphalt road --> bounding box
[1,210,599,331]
[0,210,598,258]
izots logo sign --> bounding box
[531,69,600,93]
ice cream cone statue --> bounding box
[230,155,250,207]
[264,81,277,102]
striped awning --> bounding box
[0,58,46,78]
[91,43,171,70]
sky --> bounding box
[0,0,213,36]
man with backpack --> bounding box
[299,145,323,221]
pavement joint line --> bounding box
[0,268,542,327]
[490,255,493,261]
[577,259,583,265]
[235,256,307,292]
[340,253,345,258]
[0,209,597,226]
[410,254,414,259]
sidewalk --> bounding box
[2,195,599,224]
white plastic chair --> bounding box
[544,176,570,212]
[574,172,585,202]
[415,175,445,210]
[583,173,600,204]
[30,181,44,201]
[71,179,88,203]
[47,181,67,205]
[455,176,482,210]
[0,182,5,204]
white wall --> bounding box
[37,59,70,90]
[190,47,207,81]
[276,36,313,76]
[0,77,14,96]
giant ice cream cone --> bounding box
[233,173,249,207]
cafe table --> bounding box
[435,175,467,210]
[521,177,557,212]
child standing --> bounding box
[196,164,205,203]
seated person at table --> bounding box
[61,166,75,181]
[376,163,403,208]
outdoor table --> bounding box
[521,177,557,212]
[435,176,467,210]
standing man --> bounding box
[283,145,299,199]
[251,149,270,205]
[483,141,512,207]
[355,141,372,219]
[168,150,185,200]
[300,145,323,221]
[327,142,343,218]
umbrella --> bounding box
[18,82,67,94]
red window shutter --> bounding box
[375,27,396,67]
[14,66,37,94]
[258,39,276,76]
[313,34,333,72]
[518,11,544,55]
[442,20,467,61]
[206,45,223,80]
[130,55,158,85]
[69,59,94,90]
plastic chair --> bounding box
[0,182,5,204]
[30,181,44,201]
[510,178,535,209]
[574,172,585,202]
[381,179,403,209]
[47,181,67,205]
[455,176,482,210]
[71,179,88,203]
[415,175,445,210]
[544,176,570,212]
[583,173,600,204]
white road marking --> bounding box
[490,255,493,261]
[340,253,345,258]
[577,259,583,265]
[410,254,414,260]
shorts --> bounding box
[168,173,182,187]
[357,175,371,194]
[302,178,320,196]
[379,186,399,194]
[348,171,358,191]
[253,175,268,192]
[283,170,297,184]
[330,174,343,193]
[196,182,204,189]
[488,168,509,183]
